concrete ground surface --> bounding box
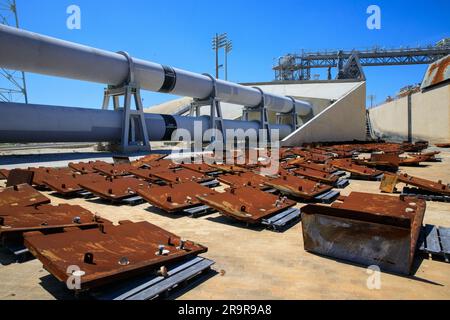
[0,148,450,300]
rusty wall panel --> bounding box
[421,55,450,89]
[24,221,208,290]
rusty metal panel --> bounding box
[217,172,272,189]
[128,168,162,182]
[43,173,107,195]
[0,169,10,180]
[197,186,295,223]
[436,143,450,148]
[79,177,150,201]
[421,55,450,89]
[24,221,208,290]
[263,175,333,200]
[180,163,219,174]
[151,168,214,184]
[381,173,450,196]
[130,154,168,168]
[0,204,105,241]
[93,163,136,177]
[329,159,383,179]
[301,192,425,274]
[137,182,219,212]
[28,167,75,186]
[207,163,247,173]
[5,169,34,187]
[293,167,339,185]
[68,161,109,174]
[288,159,337,173]
[0,184,50,208]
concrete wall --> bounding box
[281,82,366,146]
[369,82,450,143]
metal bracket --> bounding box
[245,87,271,143]
[275,96,298,131]
[102,51,150,153]
[192,73,226,145]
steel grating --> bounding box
[24,220,208,290]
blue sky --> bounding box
[2,0,449,108]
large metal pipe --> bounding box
[0,102,292,143]
[0,25,312,115]
[0,25,311,116]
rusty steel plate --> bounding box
[302,192,426,274]
[130,154,168,168]
[0,169,10,180]
[197,186,295,223]
[0,204,105,240]
[180,163,220,174]
[43,173,107,195]
[28,167,75,186]
[293,167,338,185]
[68,161,109,174]
[93,163,136,176]
[137,181,219,212]
[263,174,333,199]
[435,143,450,148]
[217,172,272,189]
[151,168,214,184]
[0,184,50,208]
[128,168,163,182]
[290,160,337,173]
[381,173,450,196]
[207,163,247,173]
[79,177,150,201]
[329,159,382,178]
[24,220,208,290]
[5,169,34,187]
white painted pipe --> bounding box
[0,102,292,143]
[0,24,312,115]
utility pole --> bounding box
[212,33,227,79]
[367,94,376,109]
[225,40,232,81]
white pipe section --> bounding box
[0,102,292,143]
[0,25,312,116]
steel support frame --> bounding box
[242,87,272,143]
[102,51,150,153]
[192,73,226,145]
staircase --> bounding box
[365,110,375,140]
